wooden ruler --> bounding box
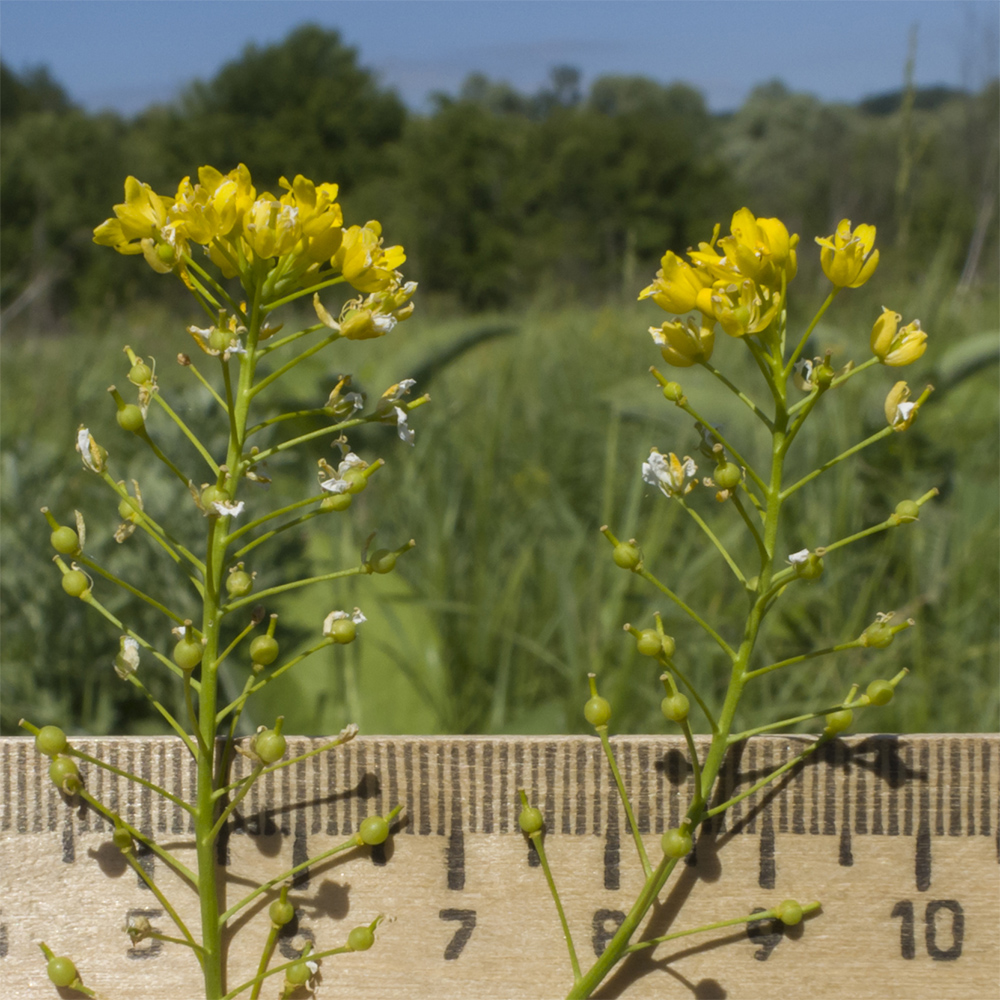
[1,735,997,999]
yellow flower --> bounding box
[638,251,712,314]
[717,208,798,288]
[649,319,714,367]
[242,195,301,260]
[707,279,780,338]
[93,176,174,257]
[870,307,927,366]
[332,222,405,293]
[279,175,344,263]
[816,219,879,288]
[687,224,739,283]
[884,381,920,431]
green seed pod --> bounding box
[368,549,397,574]
[342,468,368,494]
[584,695,612,727]
[636,629,662,657]
[662,381,684,402]
[116,404,145,433]
[518,805,544,835]
[49,756,80,793]
[118,498,138,520]
[861,622,894,648]
[660,693,690,723]
[328,618,357,644]
[268,900,295,927]
[894,499,920,524]
[347,926,375,951]
[46,956,78,988]
[172,637,204,671]
[866,679,894,706]
[50,526,80,556]
[661,827,693,859]
[359,815,389,846]
[226,570,253,597]
[824,708,853,734]
[795,554,824,580]
[61,570,90,598]
[714,462,742,490]
[284,960,312,986]
[128,361,152,385]
[113,826,134,853]
[200,485,228,511]
[660,634,676,658]
[612,542,641,570]
[254,730,286,765]
[320,492,352,512]
[208,328,230,352]
[776,899,803,926]
[35,725,68,757]
[250,635,279,666]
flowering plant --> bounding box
[22,164,425,999]
[519,208,935,998]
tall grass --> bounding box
[2,277,997,737]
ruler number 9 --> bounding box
[439,908,477,960]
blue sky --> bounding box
[2,1,998,116]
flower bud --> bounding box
[50,526,80,556]
[866,679,894,706]
[35,725,68,757]
[46,956,79,988]
[776,899,803,926]
[612,541,641,570]
[519,805,544,835]
[49,756,81,793]
[358,815,389,846]
[893,499,920,524]
[871,307,927,366]
[661,693,689,723]
[661,827,692,858]
[348,926,375,951]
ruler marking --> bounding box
[871,741,885,836]
[591,742,602,835]
[949,739,962,836]
[855,744,867,836]
[981,740,992,838]
[311,745,322,835]
[544,742,556,830]
[340,743,353,834]
[574,743,586,835]
[482,743,494,834]
[822,742,836,836]
[61,798,74,864]
[759,806,775,889]
[561,743,572,834]
[604,780,620,890]
[464,742,475,834]
[1,741,8,831]
[778,742,789,833]
[186,751,197,833]
[416,744,429,836]
[966,741,976,836]
[745,740,757,835]
[499,742,510,834]
[903,741,913,837]
[916,741,931,891]
[327,741,339,836]
[934,740,945,837]
[621,741,633,835]
[433,744,444,837]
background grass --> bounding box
[2,267,996,738]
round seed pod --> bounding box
[254,730,286,765]
[348,926,375,951]
[612,542,640,570]
[661,827,693,859]
[50,526,80,555]
[660,693,690,723]
[359,815,389,846]
[46,956,78,988]
[518,805,544,835]
[249,635,279,666]
[584,696,612,727]
[35,725,68,757]
[116,404,145,433]
[61,570,90,598]
[866,680,894,706]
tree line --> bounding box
[1,24,996,323]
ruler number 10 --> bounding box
[890,900,964,961]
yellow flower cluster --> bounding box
[93,164,408,309]
[640,208,800,365]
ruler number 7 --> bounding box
[439,908,477,960]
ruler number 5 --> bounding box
[439,908,476,960]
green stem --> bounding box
[744,640,864,681]
[676,396,767,491]
[626,902,821,954]
[208,763,263,843]
[677,499,746,584]
[781,427,893,502]
[185,360,229,411]
[699,361,774,430]
[77,787,196,884]
[249,923,281,1000]
[728,707,846,742]
[123,850,203,957]
[731,492,767,563]
[662,660,717,733]
[232,510,325,561]
[220,945,351,1000]
[75,554,188,626]
[784,289,838,377]
[248,332,340,398]
[257,322,326,356]
[68,748,193,815]
[151,394,221,475]
[598,729,652,877]
[224,565,365,612]
[637,567,735,659]
[124,673,198,755]
[260,272,347,313]
[225,493,328,544]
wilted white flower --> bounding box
[114,636,140,680]
[76,427,107,473]
[212,500,245,517]
[322,608,367,634]
[319,452,366,494]
[787,549,810,566]
[642,449,698,498]
[393,406,415,445]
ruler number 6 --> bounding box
[439,908,476,960]
[891,900,964,961]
